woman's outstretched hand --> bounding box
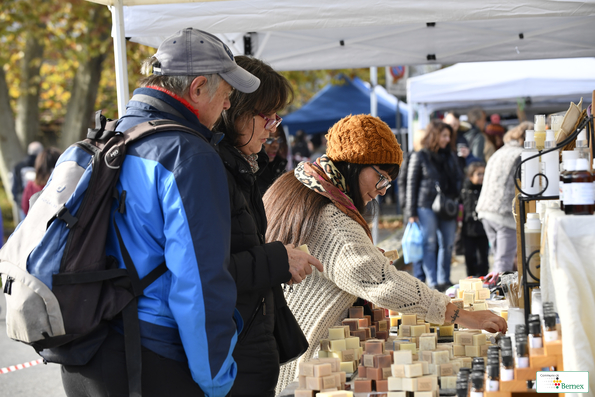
[444,302,508,334]
[285,244,324,285]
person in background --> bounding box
[257,125,289,196]
[292,129,311,163]
[485,113,506,160]
[309,133,327,161]
[21,147,62,215]
[61,27,259,397]
[214,56,323,397]
[460,161,489,277]
[464,107,488,163]
[477,121,534,281]
[263,115,507,393]
[10,141,44,221]
[405,120,464,291]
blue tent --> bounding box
[283,76,408,135]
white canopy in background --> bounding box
[407,57,595,146]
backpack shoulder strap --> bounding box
[122,119,209,146]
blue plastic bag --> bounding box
[402,221,423,264]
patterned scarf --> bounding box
[294,155,372,242]
[236,148,260,174]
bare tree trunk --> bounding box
[15,33,44,149]
[60,53,107,148]
[0,67,26,224]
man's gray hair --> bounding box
[139,57,222,98]
[27,141,44,156]
[467,107,486,125]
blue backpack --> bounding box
[0,111,208,396]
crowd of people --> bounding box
[5,28,511,397]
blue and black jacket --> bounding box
[105,87,240,397]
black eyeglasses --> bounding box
[372,166,391,190]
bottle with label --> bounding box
[456,368,471,397]
[534,115,547,151]
[486,362,500,391]
[470,371,485,397]
[567,158,594,215]
[516,340,530,368]
[563,159,577,214]
[574,128,592,168]
[560,151,580,210]
[541,129,559,197]
[521,130,540,196]
[524,213,541,283]
[544,314,559,342]
[500,350,515,381]
[551,114,564,136]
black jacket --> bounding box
[460,179,486,237]
[257,155,287,197]
[218,140,291,396]
[405,149,463,219]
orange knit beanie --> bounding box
[326,114,403,165]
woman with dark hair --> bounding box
[264,115,507,392]
[213,56,323,397]
[21,147,62,215]
[405,120,464,291]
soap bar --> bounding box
[419,335,436,351]
[342,318,360,332]
[393,350,413,365]
[297,244,310,254]
[428,364,437,375]
[300,361,317,377]
[399,343,417,353]
[367,366,383,380]
[473,301,487,311]
[431,350,449,365]
[404,363,423,378]
[387,376,403,391]
[341,349,355,362]
[441,375,457,389]
[463,291,475,305]
[373,308,385,322]
[330,339,346,352]
[320,339,332,352]
[376,379,390,392]
[418,360,429,375]
[313,363,332,377]
[414,392,434,397]
[398,325,411,337]
[350,329,366,341]
[340,361,354,373]
[298,375,307,388]
[374,354,393,369]
[365,340,384,354]
[318,357,340,372]
[382,367,392,380]
[349,306,364,319]
[460,357,472,368]
[344,336,360,350]
[378,320,389,331]
[357,318,368,328]
[439,363,453,376]
[480,344,489,357]
[353,379,373,393]
[421,351,433,363]
[306,376,324,390]
[321,374,338,389]
[472,333,486,346]
[391,364,405,377]
[439,324,454,337]
[362,353,377,368]
[360,327,371,339]
[329,351,343,361]
[477,288,490,300]
[317,392,353,397]
[410,325,426,337]
[357,365,366,377]
[329,327,345,340]
[402,377,418,391]
[376,330,388,341]
[457,332,473,346]
[387,392,406,397]
[417,376,436,391]
[401,314,417,325]
[384,250,399,260]
[294,389,315,397]
[465,345,480,357]
[453,345,465,356]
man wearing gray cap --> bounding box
[60,28,260,397]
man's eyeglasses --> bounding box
[372,166,391,190]
[265,136,283,145]
[258,113,283,130]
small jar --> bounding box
[515,324,527,335]
[499,336,512,350]
[501,350,515,381]
[456,379,469,397]
[486,364,500,391]
[470,371,485,397]
[516,340,529,368]
[529,320,543,348]
[544,314,559,342]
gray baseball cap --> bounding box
[153,28,260,93]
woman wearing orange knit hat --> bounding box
[264,114,507,392]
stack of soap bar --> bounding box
[452,330,487,358]
[295,358,347,396]
[319,324,361,372]
[457,278,490,311]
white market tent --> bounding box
[87,0,595,119]
[407,57,595,140]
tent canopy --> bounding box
[283,76,408,136]
[407,57,595,112]
[121,0,595,71]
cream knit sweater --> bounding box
[276,204,450,394]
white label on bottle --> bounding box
[501,368,514,381]
[517,357,530,368]
[470,392,484,397]
[521,153,540,195]
[572,182,595,205]
[487,380,500,391]
[530,335,543,348]
[544,330,559,342]
[559,181,564,201]
[564,182,574,205]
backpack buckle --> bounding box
[55,205,79,229]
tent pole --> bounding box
[370,66,379,244]
[109,0,130,118]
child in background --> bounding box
[460,161,489,277]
